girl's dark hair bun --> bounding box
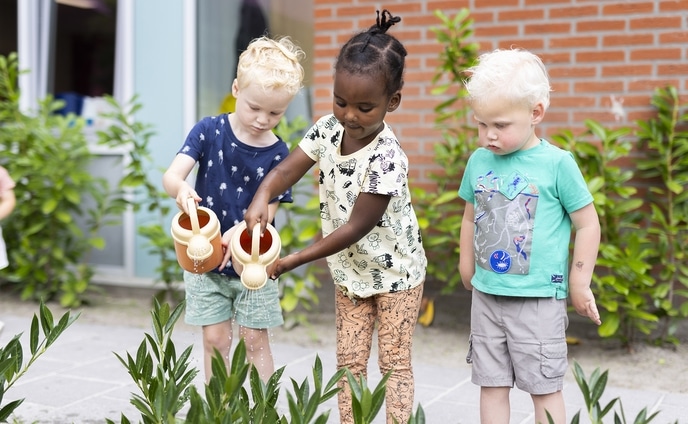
[369,9,401,34]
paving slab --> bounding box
[2,314,688,423]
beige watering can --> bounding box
[230,221,281,290]
[171,198,223,274]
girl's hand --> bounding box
[244,200,270,235]
[269,253,301,279]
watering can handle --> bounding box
[187,198,201,235]
[251,224,261,262]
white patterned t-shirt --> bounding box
[299,114,427,298]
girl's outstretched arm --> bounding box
[271,191,390,278]
[245,146,315,234]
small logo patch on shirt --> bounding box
[551,274,564,283]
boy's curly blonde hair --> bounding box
[236,36,305,97]
[465,48,552,110]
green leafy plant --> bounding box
[345,370,390,424]
[109,299,197,424]
[111,299,346,423]
[564,361,668,424]
[273,117,326,327]
[635,86,688,345]
[96,95,183,304]
[0,53,119,306]
[413,8,479,293]
[0,302,79,421]
[283,355,344,424]
[552,89,688,347]
[552,120,657,345]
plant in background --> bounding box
[273,117,326,328]
[552,120,657,346]
[412,8,480,294]
[635,86,688,345]
[96,95,183,304]
[563,361,669,424]
[0,53,118,307]
[0,302,79,421]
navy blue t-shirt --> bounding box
[178,113,292,276]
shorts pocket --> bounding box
[540,341,567,378]
[465,333,473,364]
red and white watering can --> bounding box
[230,221,281,290]
[171,198,223,274]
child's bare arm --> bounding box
[272,191,390,278]
[459,202,475,290]
[0,189,16,221]
[569,203,602,325]
[162,154,200,213]
[245,146,314,235]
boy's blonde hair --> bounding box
[465,48,552,110]
[236,36,305,97]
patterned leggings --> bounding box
[334,283,424,424]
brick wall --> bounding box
[312,0,688,189]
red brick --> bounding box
[657,63,688,75]
[631,48,682,61]
[630,16,682,29]
[540,52,572,63]
[603,33,654,46]
[428,1,470,10]
[602,64,654,76]
[525,22,572,34]
[577,20,626,32]
[576,50,626,62]
[554,96,597,108]
[575,81,625,93]
[497,39,545,50]
[659,31,688,43]
[660,0,688,11]
[473,0,519,7]
[475,25,519,37]
[602,2,655,15]
[525,0,571,4]
[550,5,599,18]
[549,36,598,49]
[499,9,545,21]
[628,78,681,91]
[548,66,598,78]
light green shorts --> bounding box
[183,271,283,329]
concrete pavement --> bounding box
[1,312,687,424]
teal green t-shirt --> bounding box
[458,139,593,299]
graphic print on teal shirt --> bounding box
[473,169,538,275]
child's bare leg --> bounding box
[239,326,274,382]
[480,386,510,424]
[532,391,565,424]
[202,321,233,383]
[335,289,375,424]
[376,284,423,424]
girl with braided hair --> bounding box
[245,10,426,423]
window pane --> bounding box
[196,0,313,121]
